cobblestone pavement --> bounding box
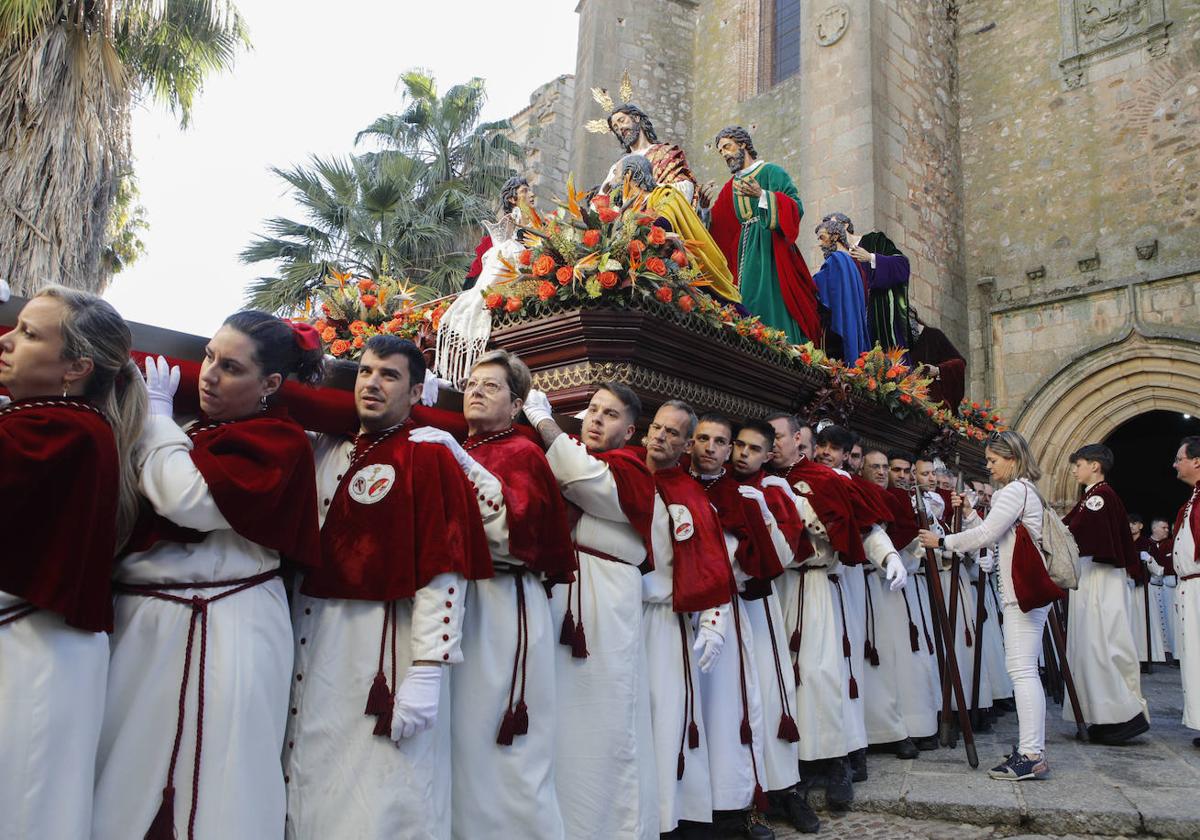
[758,665,1196,838]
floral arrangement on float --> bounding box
[481,177,798,361]
[955,399,1007,440]
[308,270,447,361]
[829,345,937,419]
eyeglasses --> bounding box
[464,379,510,397]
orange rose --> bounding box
[556,266,573,285]
[597,207,620,224]
[671,249,688,267]
[330,339,350,356]
[321,327,337,342]
[518,250,533,266]
[800,352,812,365]
[353,336,365,349]
[648,225,667,245]
[867,377,878,391]
[591,193,611,209]
[645,257,667,276]
[361,294,378,309]
[536,281,557,301]
[385,318,403,334]
[505,296,523,313]
[582,229,601,248]
[597,271,618,289]
[532,254,556,277]
[628,240,644,261]
[349,320,368,336]
[655,286,673,303]
[485,292,504,310]
[677,295,695,312]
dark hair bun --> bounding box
[223,310,326,388]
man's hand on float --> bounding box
[737,485,772,521]
[409,426,474,472]
[885,554,908,591]
[522,388,554,428]
[760,475,798,501]
[420,369,452,407]
[693,625,725,673]
[143,355,180,417]
[390,665,443,742]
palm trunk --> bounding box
[0,23,129,296]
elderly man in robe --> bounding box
[1171,438,1200,747]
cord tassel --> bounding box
[571,621,589,659]
[849,676,859,699]
[496,709,516,746]
[364,672,391,717]
[559,608,575,647]
[789,628,801,653]
[688,721,700,749]
[740,717,753,745]
[777,713,800,743]
[143,787,176,840]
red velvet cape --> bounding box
[738,469,813,565]
[126,406,322,572]
[700,471,785,582]
[775,458,865,564]
[466,431,575,584]
[1063,482,1139,577]
[882,484,921,549]
[1149,536,1175,576]
[709,178,822,341]
[465,234,493,286]
[304,426,493,601]
[652,466,735,612]
[590,445,657,569]
[0,398,119,631]
[1174,488,1200,568]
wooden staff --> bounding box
[913,485,978,767]
[941,503,963,746]
[1142,575,1154,674]
[1048,600,1087,740]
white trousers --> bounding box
[1002,603,1049,756]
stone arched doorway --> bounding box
[1014,330,1200,511]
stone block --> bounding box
[902,770,1021,826]
[1019,779,1142,836]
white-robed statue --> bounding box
[436,177,536,388]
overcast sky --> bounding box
[104,0,579,336]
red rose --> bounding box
[645,257,667,276]
[648,225,667,245]
[518,250,533,266]
[900,394,913,404]
[678,295,695,312]
[597,207,620,224]
[867,377,878,391]
[505,296,523,313]
[800,352,812,365]
[971,402,980,410]
[485,293,504,310]
[361,294,377,309]
[751,325,765,341]
[591,193,611,210]
[536,281,556,301]
[532,254,556,277]
[855,357,866,368]
[582,229,601,248]
[671,249,688,267]
[655,286,673,303]
[628,240,645,261]
[556,266,573,285]
[597,271,618,289]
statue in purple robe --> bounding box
[823,212,911,352]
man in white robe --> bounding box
[1169,438,1200,745]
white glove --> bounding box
[737,484,772,520]
[0,277,10,303]
[761,475,798,500]
[522,388,554,427]
[143,355,180,417]
[693,625,724,673]
[420,369,451,407]
[884,553,908,591]
[977,552,996,574]
[390,665,443,742]
[409,426,474,472]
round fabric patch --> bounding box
[794,481,812,496]
[1085,495,1105,512]
[668,504,695,541]
[349,464,396,505]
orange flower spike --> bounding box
[565,173,582,220]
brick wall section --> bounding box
[958,0,1200,411]
[570,0,699,188]
[505,75,576,206]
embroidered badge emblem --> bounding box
[349,464,396,505]
[1084,495,1105,512]
[668,504,695,541]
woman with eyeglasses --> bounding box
[918,430,1051,781]
[0,287,146,839]
[409,349,576,840]
[92,311,324,840]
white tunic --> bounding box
[0,591,108,840]
[545,437,658,840]
[93,414,294,840]
[1132,550,1167,663]
[861,565,914,744]
[1173,496,1199,728]
[450,455,564,840]
[889,543,940,739]
[643,495,723,830]
[284,434,473,840]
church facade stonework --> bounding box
[512,0,1199,502]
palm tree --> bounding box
[0,0,248,296]
[241,152,454,314]
[244,70,523,311]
